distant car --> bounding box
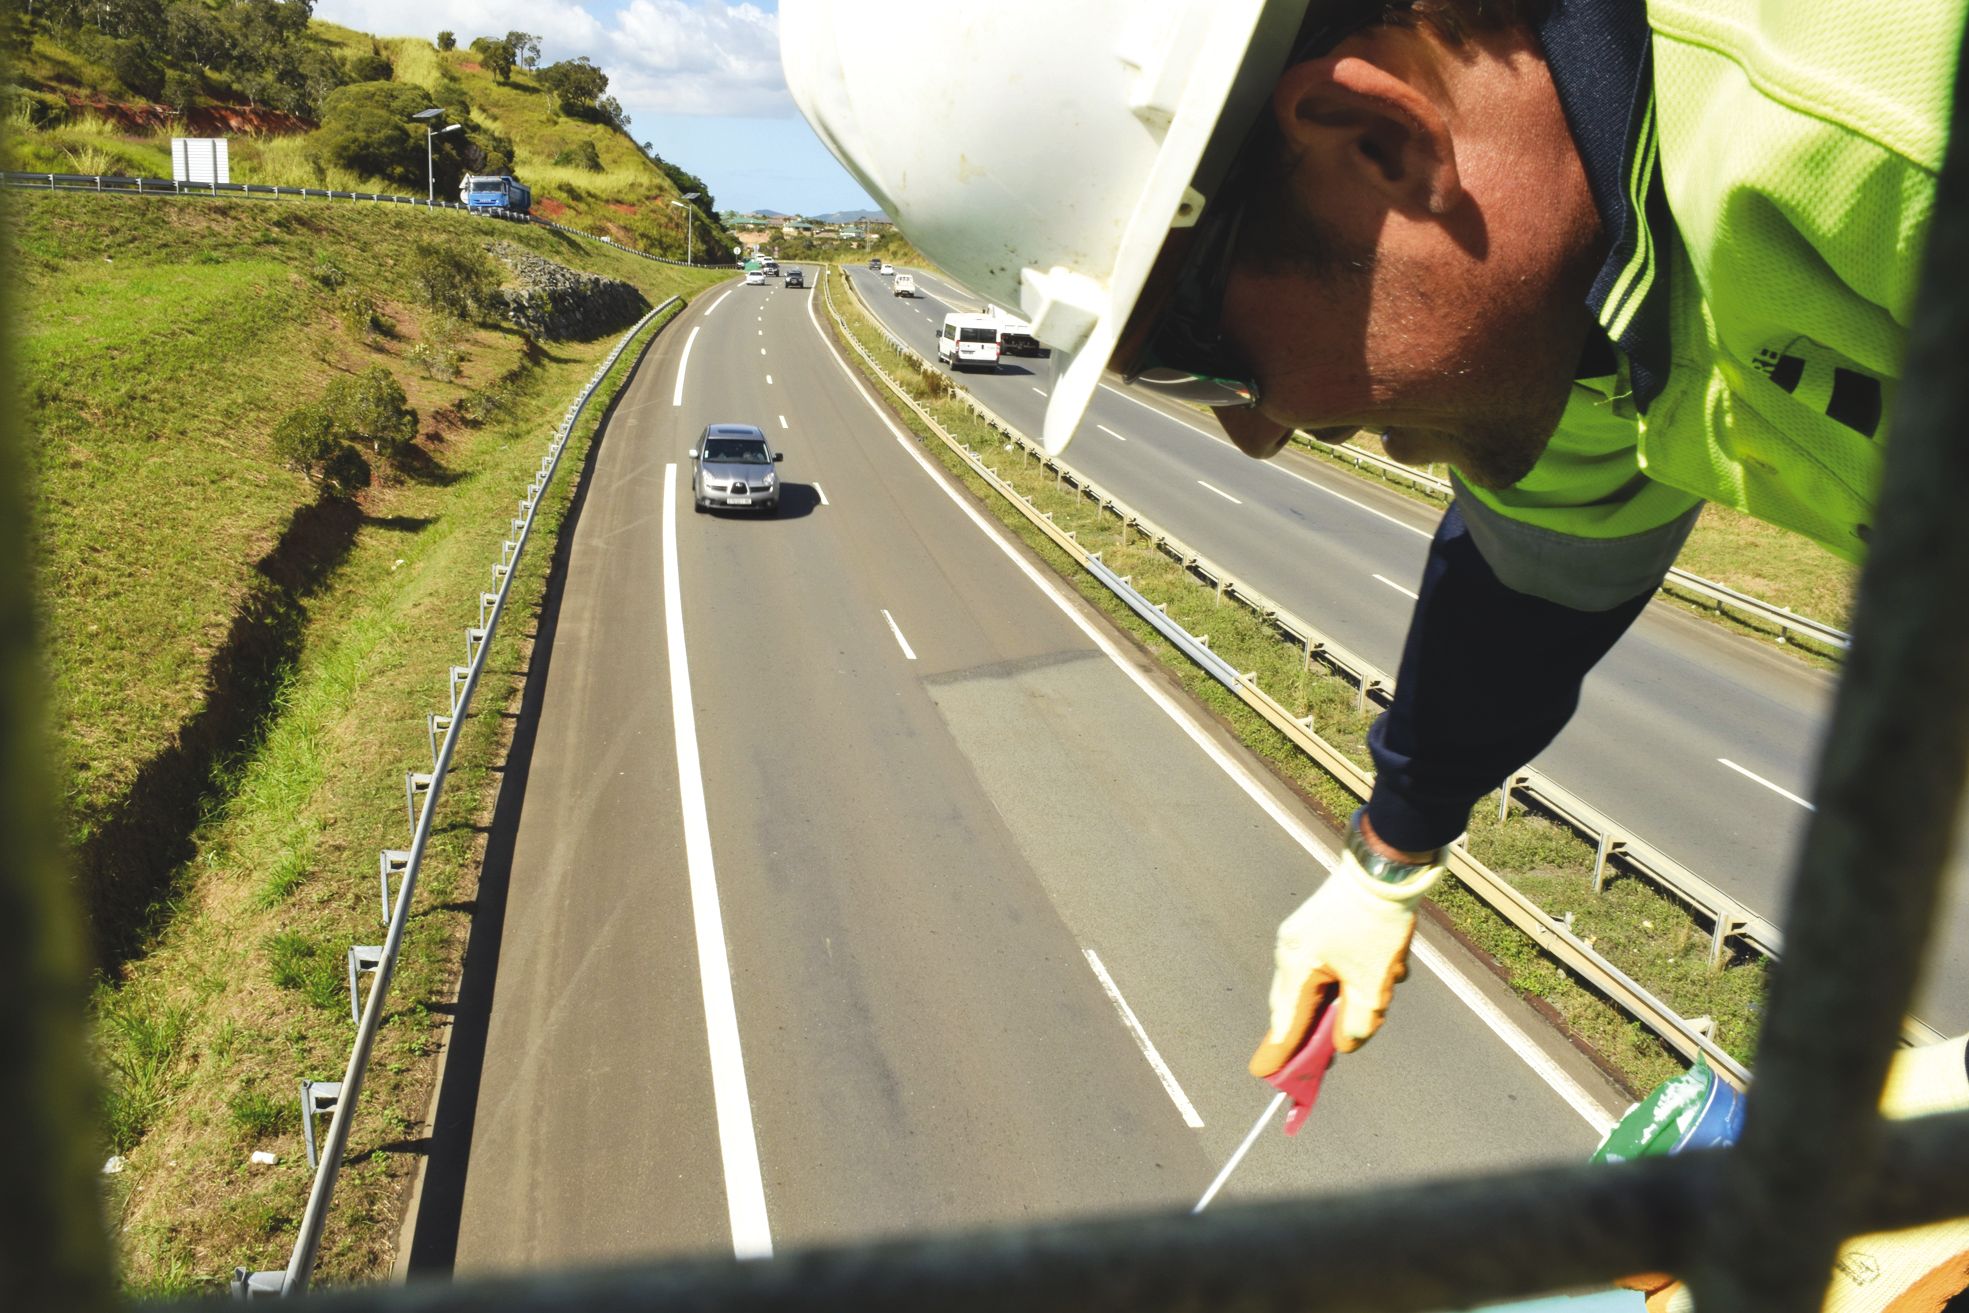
[784,268,805,288]
[880,263,895,276]
[746,270,766,285]
[869,257,883,270]
[690,424,784,515]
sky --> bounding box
[312,0,879,216]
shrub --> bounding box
[161,69,202,113]
[311,255,348,289]
[269,405,340,471]
[405,239,498,319]
[346,51,392,82]
[319,444,373,497]
[552,140,603,173]
[436,30,457,51]
[324,366,419,461]
[338,287,390,342]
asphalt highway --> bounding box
[848,264,1969,1033]
[418,267,1630,1274]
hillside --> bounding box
[11,187,728,1290]
[2,16,738,263]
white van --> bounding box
[893,273,916,297]
[938,312,1002,371]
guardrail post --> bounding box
[298,1080,343,1168]
[466,625,487,666]
[481,590,500,628]
[404,771,434,834]
[1710,911,1748,967]
[425,713,452,771]
[345,945,383,1024]
[229,1268,285,1298]
[449,665,471,713]
[1497,772,1531,822]
[1591,833,1628,893]
[378,849,410,923]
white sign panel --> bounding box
[171,137,230,185]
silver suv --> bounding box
[690,424,784,515]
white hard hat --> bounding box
[782,0,1315,454]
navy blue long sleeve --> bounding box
[1365,500,1654,853]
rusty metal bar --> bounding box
[138,1113,1969,1313]
[1695,23,1969,1309]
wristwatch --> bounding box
[1347,808,1442,885]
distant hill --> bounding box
[812,208,886,223]
[2,18,738,263]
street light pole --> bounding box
[412,107,460,204]
[669,190,701,265]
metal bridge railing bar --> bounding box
[223,297,683,1298]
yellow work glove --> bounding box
[1250,812,1443,1076]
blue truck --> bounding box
[460,174,532,214]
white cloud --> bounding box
[608,1,789,117]
[315,0,791,119]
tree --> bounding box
[468,34,513,82]
[435,29,454,51]
[595,94,627,130]
[270,404,370,497]
[404,240,498,319]
[313,80,433,186]
[536,55,607,116]
[323,366,418,461]
[503,29,539,69]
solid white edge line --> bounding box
[1718,757,1816,811]
[672,325,700,408]
[702,287,735,318]
[1372,573,1420,601]
[1084,949,1205,1129]
[1409,938,1616,1136]
[805,279,1618,1135]
[1193,1093,1285,1214]
[662,463,774,1259]
[1096,424,1128,442]
[880,608,917,661]
[1197,479,1243,506]
[813,482,829,506]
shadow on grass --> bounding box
[76,492,364,972]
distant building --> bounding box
[781,220,816,237]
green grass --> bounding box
[825,267,1762,1098]
[15,194,708,859]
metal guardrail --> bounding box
[821,269,1773,1082]
[1299,434,1853,654]
[0,171,715,269]
[229,296,684,1297]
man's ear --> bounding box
[1272,50,1464,216]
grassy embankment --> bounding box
[15,190,726,1292]
[824,266,1766,1098]
[4,23,740,263]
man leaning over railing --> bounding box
[782,2,1968,1301]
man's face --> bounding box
[1201,26,1604,490]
